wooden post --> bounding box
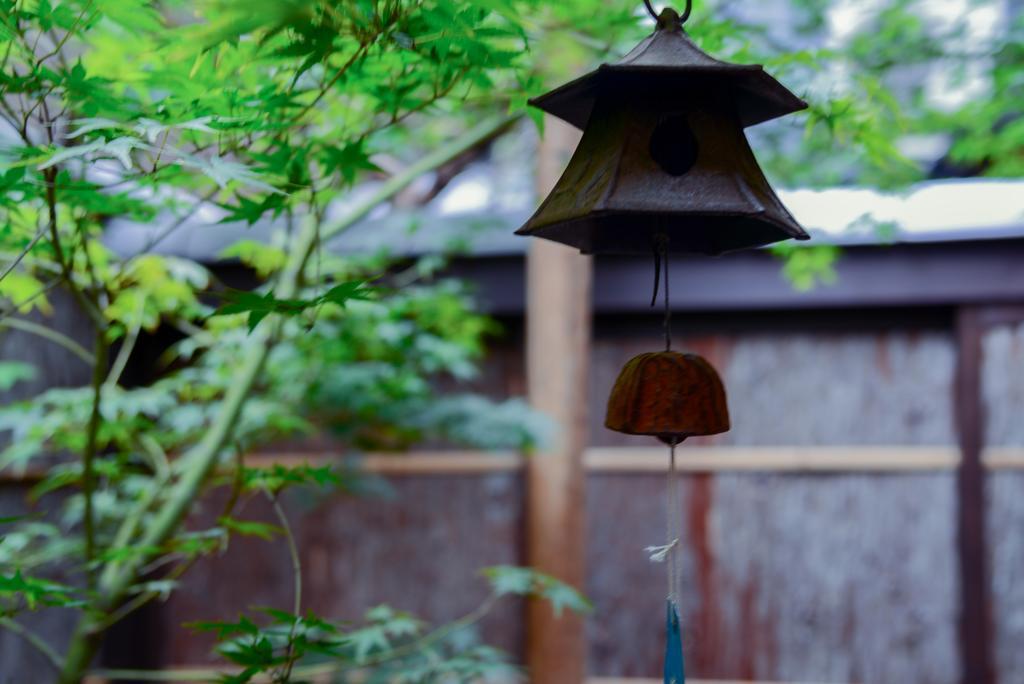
[525,115,590,684]
[954,306,995,684]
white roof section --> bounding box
[780,178,1024,245]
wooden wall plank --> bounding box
[523,114,590,684]
[986,471,1024,683]
[982,447,1024,469]
[585,446,960,471]
[236,446,1024,473]
[978,311,1024,683]
[10,446,1024,488]
[954,307,995,684]
[16,445,1024,484]
[242,450,525,474]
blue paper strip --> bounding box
[664,599,686,684]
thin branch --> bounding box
[0,276,62,323]
[93,548,202,634]
[81,327,109,589]
[122,187,221,265]
[95,440,175,603]
[0,226,47,286]
[353,66,471,142]
[0,616,64,671]
[92,581,167,634]
[104,297,145,389]
[267,492,302,684]
[19,82,58,132]
[34,1,93,67]
[103,482,164,582]
[350,593,501,671]
[0,317,94,364]
[139,433,170,479]
[290,43,372,123]
[77,213,108,307]
[42,168,105,326]
[36,131,109,595]
[0,108,21,134]
[318,113,517,243]
[0,250,62,276]
[149,127,172,173]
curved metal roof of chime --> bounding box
[103,172,1024,261]
[530,11,808,130]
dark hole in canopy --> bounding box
[649,115,698,177]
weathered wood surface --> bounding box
[987,472,1024,684]
[524,113,589,684]
[590,331,956,447]
[0,487,79,680]
[587,472,960,682]
[982,322,1024,446]
[0,291,93,404]
[982,321,1024,683]
[0,292,93,680]
[954,308,995,684]
[162,473,525,665]
[585,445,960,472]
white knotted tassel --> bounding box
[646,539,678,563]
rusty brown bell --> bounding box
[605,351,730,443]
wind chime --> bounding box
[516,1,809,681]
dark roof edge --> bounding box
[445,237,1024,315]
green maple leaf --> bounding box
[218,516,283,541]
[186,615,261,640]
[218,195,286,226]
[213,281,371,332]
[482,566,591,616]
[344,624,390,662]
[321,140,381,186]
[321,280,372,307]
[0,570,79,610]
[481,566,534,595]
[0,362,36,391]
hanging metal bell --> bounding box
[517,8,809,256]
[605,351,730,443]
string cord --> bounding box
[652,234,671,351]
[663,238,671,352]
[666,441,680,602]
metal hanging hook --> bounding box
[643,0,692,26]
